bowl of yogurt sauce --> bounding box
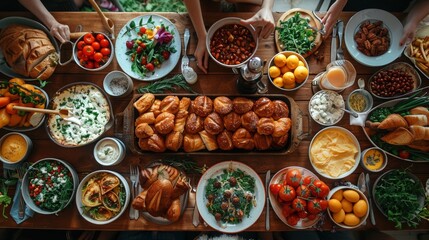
[94,137,126,166]
[0,132,32,167]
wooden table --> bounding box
[0,11,428,232]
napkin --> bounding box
[10,179,34,224]
[349,112,369,127]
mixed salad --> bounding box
[122,16,177,78]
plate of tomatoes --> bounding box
[115,14,180,81]
[73,32,113,71]
[268,166,330,229]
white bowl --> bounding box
[360,147,388,172]
[73,32,114,71]
[309,126,361,179]
[0,132,32,166]
[75,170,130,225]
[309,90,345,126]
[93,137,126,166]
[267,51,309,91]
[103,71,133,97]
[22,158,78,214]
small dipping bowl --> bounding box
[347,89,373,114]
[361,147,387,172]
[0,132,32,167]
[94,137,126,166]
[103,71,133,97]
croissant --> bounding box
[404,115,428,126]
[199,130,219,151]
[409,125,429,140]
[135,112,155,125]
[165,131,183,152]
[410,106,429,119]
[378,114,408,130]
[132,190,147,211]
[381,127,414,145]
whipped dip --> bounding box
[96,139,120,164]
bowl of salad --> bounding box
[21,158,79,214]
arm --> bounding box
[400,0,429,45]
[321,0,347,37]
[18,0,70,43]
[241,0,275,39]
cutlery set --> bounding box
[331,20,345,62]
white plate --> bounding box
[0,17,59,81]
[115,14,181,81]
[196,161,265,233]
[345,9,404,67]
[269,166,321,229]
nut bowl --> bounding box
[22,158,79,214]
[268,51,309,91]
[206,17,258,68]
[73,32,114,71]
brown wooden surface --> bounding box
[0,11,428,232]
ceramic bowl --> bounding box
[103,71,133,97]
[93,137,126,166]
[0,132,32,166]
[267,51,309,91]
[309,90,345,126]
[360,147,388,172]
[73,32,114,71]
[346,88,373,114]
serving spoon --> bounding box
[13,106,82,125]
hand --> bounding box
[241,7,275,39]
[194,36,209,74]
[322,0,347,38]
[400,20,418,46]
[49,22,70,43]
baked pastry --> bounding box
[160,96,180,114]
[241,111,259,133]
[166,198,181,222]
[223,112,242,131]
[155,112,175,135]
[150,99,162,117]
[132,190,147,211]
[273,117,292,137]
[135,122,155,138]
[145,178,173,217]
[381,127,414,145]
[409,125,429,140]
[135,112,156,125]
[257,117,275,135]
[272,134,289,149]
[233,97,254,114]
[183,133,206,152]
[185,113,204,134]
[214,96,233,115]
[232,128,255,150]
[165,131,183,152]
[199,130,219,151]
[204,112,224,135]
[192,96,213,117]
[410,107,429,119]
[408,140,429,152]
[0,24,58,80]
[404,115,428,126]
[253,97,274,118]
[217,130,234,151]
[378,114,408,130]
[138,134,166,152]
[134,93,155,114]
[254,133,272,150]
[272,100,290,120]
[174,98,191,133]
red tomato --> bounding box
[302,176,315,186]
[286,214,299,226]
[83,33,95,44]
[145,63,155,72]
[77,40,86,50]
[136,46,143,54]
[140,56,147,65]
[100,39,110,48]
[285,169,302,188]
[77,50,84,59]
[281,204,295,218]
[85,60,94,69]
[0,96,10,108]
[269,183,282,197]
[307,199,323,214]
[310,180,330,198]
[318,199,328,211]
[100,47,111,56]
[91,41,101,51]
[83,45,94,56]
[292,198,307,212]
[94,61,100,68]
[139,43,146,49]
[296,185,311,198]
[96,33,105,41]
[93,52,103,62]
[297,210,308,219]
[399,150,410,159]
[139,27,146,34]
[279,185,296,202]
[162,50,170,60]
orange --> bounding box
[328,199,342,213]
[269,66,281,78]
[298,60,305,67]
[280,65,291,74]
[282,72,295,86]
[294,66,309,83]
[286,54,299,70]
[273,53,287,68]
[272,77,284,88]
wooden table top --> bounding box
[0,11,428,232]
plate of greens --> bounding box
[196,161,265,233]
[115,14,180,81]
[275,8,323,57]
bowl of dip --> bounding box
[309,126,361,179]
[103,71,133,97]
[347,89,373,114]
[0,132,32,166]
[94,137,126,166]
[361,147,387,172]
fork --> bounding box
[17,166,26,219]
[181,28,190,72]
[191,176,200,227]
[336,20,344,60]
[129,165,139,220]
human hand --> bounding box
[322,0,346,38]
[241,7,275,39]
[194,37,209,74]
[49,22,70,43]
[400,20,418,46]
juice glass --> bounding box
[319,60,356,92]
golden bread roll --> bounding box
[179,97,191,111]
[223,112,242,131]
[404,114,428,126]
[410,107,429,119]
[204,112,224,135]
[138,134,166,152]
[185,113,204,134]
[174,112,188,133]
[381,127,414,145]
[217,130,234,151]
[233,97,254,114]
[145,178,173,217]
[135,112,156,125]
[378,114,408,129]
[132,190,147,211]
[183,133,206,152]
[160,95,180,114]
[155,112,175,135]
[134,93,155,114]
[253,97,274,118]
[199,130,219,151]
[135,122,155,138]
[166,198,181,222]
[192,96,213,117]
[273,118,292,137]
[272,100,290,120]
[241,111,259,133]
[165,131,183,152]
[409,125,429,140]
[232,128,255,150]
[150,99,162,117]
[256,117,275,135]
[254,133,273,150]
[214,96,233,115]
[272,134,289,149]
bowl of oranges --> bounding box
[268,51,309,91]
[327,186,369,229]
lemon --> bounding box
[286,54,299,70]
[341,199,353,213]
[298,60,305,67]
[274,53,287,68]
[272,77,284,88]
[280,65,291,74]
[344,213,360,226]
[328,199,342,213]
[353,199,368,218]
[343,190,360,203]
[269,66,281,78]
[332,209,345,223]
[331,189,343,201]
[294,66,309,83]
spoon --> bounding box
[13,106,82,125]
[339,107,358,118]
[88,0,115,39]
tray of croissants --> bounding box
[116,93,305,155]
[364,98,429,162]
[131,162,190,224]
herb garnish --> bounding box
[137,74,196,94]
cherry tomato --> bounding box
[96,33,105,41]
[292,198,307,212]
[399,150,410,159]
[85,60,94,69]
[139,27,146,34]
[94,61,100,69]
[269,183,282,197]
[77,50,84,59]
[286,214,299,226]
[100,47,111,56]
[93,52,103,62]
[302,176,315,186]
[278,185,296,202]
[297,210,308,219]
[100,39,110,48]
[296,185,310,198]
[139,43,146,50]
[285,169,302,188]
[281,204,295,218]
[83,45,94,56]
[126,40,134,49]
[310,180,330,198]
[162,50,170,60]
[307,199,323,214]
[136,46,143,54]
[140,56,147,65]
[83,33,95,44]
[77,40,86,50]
[145,63,155,72]
[91,41,101,51]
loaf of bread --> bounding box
[272,100,289,120]
[0,24,58,80]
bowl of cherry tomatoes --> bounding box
[73,32,114,71]
[268,166,330,229]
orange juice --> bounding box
[326,66,346,87]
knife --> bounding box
[265,170,271,231]
[331,21,338,63]
[366,173,376,226]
